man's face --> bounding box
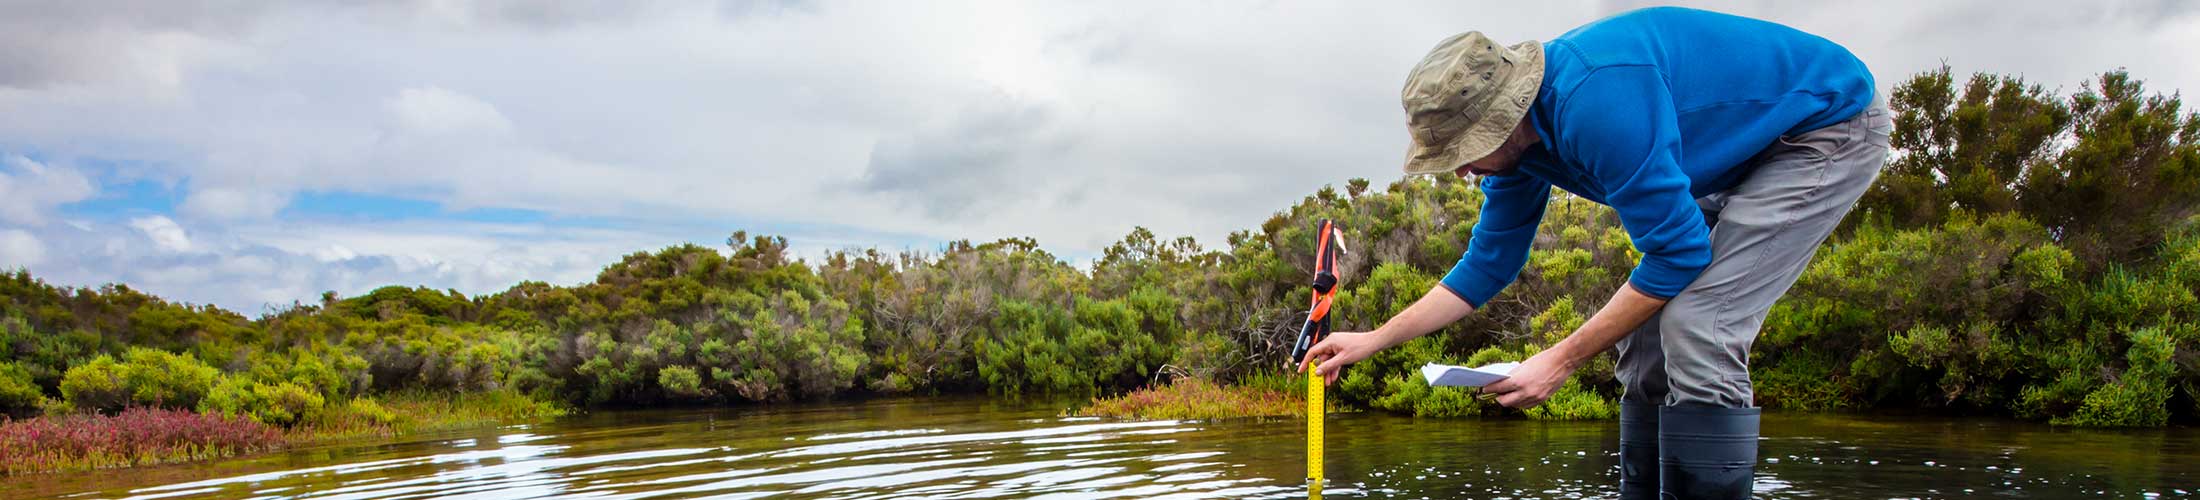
[1452,146,1523,179]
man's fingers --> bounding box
[1483,379,1517,394]
[1297,342,1329,372]
[1314,355,1350,385]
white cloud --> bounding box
[0,229,44,267]
[0,155,96,226]
[386,86,514,136]
[129,215,192,252]
[178,186,290,221]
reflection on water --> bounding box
[10,397,2198,499]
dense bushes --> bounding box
[1,66,2196,427]
[57,348,219,413]
[0,362,40,417]
[200,378,325,426]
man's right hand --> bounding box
[1295,285,1477,386]
[1298,330,1387,386]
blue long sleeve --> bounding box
[1554,66,1712,299]
[1439,174,1550,308]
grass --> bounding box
[1075,378,1322,420]
[298,390,569,442]
[0,408,284,475]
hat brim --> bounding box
[1402,40,1545,177]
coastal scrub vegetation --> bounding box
[2,66,2197,470]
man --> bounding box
[1298,7,1889,499]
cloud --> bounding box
[178,186,290,221]
[0,229,42,267]
[0,155,96,226]
[386,86,514,136]
[855,92,1066,218]
[129,215,192,252]
[0,0,256,90]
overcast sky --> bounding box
[1,0,2194,314]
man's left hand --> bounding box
[1481,348,1580,409]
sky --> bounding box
[1,0,2195,314]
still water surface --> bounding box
[11,397,2198,499]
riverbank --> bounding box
[0,390,565,475]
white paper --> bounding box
[1419,362,1518,388]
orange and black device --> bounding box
[1288,219,1343,366]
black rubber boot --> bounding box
[1619,401,1661,499]
[1658,404,1759,500]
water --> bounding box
[9,397,2198,499]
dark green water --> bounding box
[10,397,2198,499]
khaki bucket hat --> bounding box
[1400,32,1544,176]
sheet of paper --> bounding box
[1419,362,1518,388]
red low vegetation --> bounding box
[0,407,285,475]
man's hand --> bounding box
[1481,348,1580,409]
[1295,285,1475,387]
[1298,331,1385,386]
[1483,283,1669,409]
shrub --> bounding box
[58,348,220,413]
[2052,326,2177,426]
[0,362,44,418]
[1370,373,1484,417]
[658,365,708,399]
[1525,380,1619,420]
[1751,350,1854,411]
[200,378,326,427]
[58,356,128,412]
[117,348,220,410]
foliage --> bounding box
[58,348,219,413]
[0,362,43,418]
[0,407,284,475]
[199,378,326,426]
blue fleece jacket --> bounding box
[1439,7,1875,308]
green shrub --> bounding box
[0,362,45,417]
[1751,350,1853,411]
[200,378,326,426]
[658,365,708,399]
[58,356,128,412]
[2052,327,2176,426]
[60,348,222,412]
[122,348,219,409]
[1171,329,1241,381]
[1526,380,1618,420]
[1369,372,1484,417]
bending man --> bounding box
[1299,7,1888,499]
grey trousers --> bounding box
[1616,101,1893,408]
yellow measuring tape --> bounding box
[1308,359,1324,498]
